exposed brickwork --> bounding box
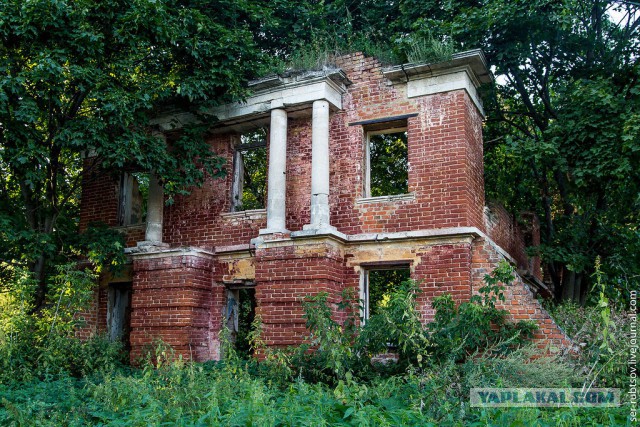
[330,53,486,235]
[163,134,267,250]
[79,159,147,248]
[130,253,224,362]
[80,54,488,248]
[484,202,542,280]
[75,286,108,340]
[472,237,570,349]
[79,159,119,230]
[255,241,344,347]
[414,242,474,322]
[78,51,567,361]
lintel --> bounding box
[348,113,418,127]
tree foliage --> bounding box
[1,0,637,341]
[0,0,280,310]
[367,0,640,301]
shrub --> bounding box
[275,261,538,384]
[428,260,538,363]
[0,263,127,384]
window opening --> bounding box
[117,172,148,225]
[232,128,268,211]
[361,267,411,321]
[365,128,408,197]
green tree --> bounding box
[0,0,277,312]
[394,0,640,302]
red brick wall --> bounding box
[75,285,108,339]
[471,237,570,349]
[484,202,542,280]
[414,242,474,322]
[77,52,567,359]
[75,288,99,339]
[161,53,488,247]
[163,134,267,250]
[130,254,224,362]
[79,158,147,248]
[79,158,119,230]
[328,53,487,235]
[285,119,312,231]
[254,241,344,348]
[80,53,488,249]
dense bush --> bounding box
[0,262,634,425]
[0,262,127,384]
[427,261,538,363]
[0,346,631,426]
[277,261,538,384]
[549,302,632,390]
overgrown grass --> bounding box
[0,353,632,426]
[272,30,454,74]
[0,263,635,426]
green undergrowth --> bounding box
[0,355,632,426]
[0,262,635,426]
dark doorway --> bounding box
[107,282,132,351]
[225,287,257,357]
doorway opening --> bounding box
[225,286,257,357]
[107,282,132,352]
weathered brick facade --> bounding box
[78,51,570,361]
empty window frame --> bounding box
[231,128,268,212]
[360,266,411,321]
[365,128,409,197]
[117,172,148,226]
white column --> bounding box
[261,108,289,234]
[305,100,334,230]
[145,173,164,243]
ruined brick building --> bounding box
[79,50,569,361]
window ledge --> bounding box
[356,193,415,204]
[113,223,146,230]
[220,209,267,220]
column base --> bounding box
[259,228,290,235]
[292,226,347,241]
[302,223,337,232]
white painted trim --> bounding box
[220,209,267,220]
[382,49,492,85]
[356,193,415,204]
[407,67,485,116]
[208,78,345,123]
[128,246,215,260]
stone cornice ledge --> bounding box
[220,209,267,220]
[162,226,518,267]
[356,193,415,204]
[206,70,349,124]
[348,226,481,243]
[126,246,215,260]
[288,226,517,266]
[382,49,492,85]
